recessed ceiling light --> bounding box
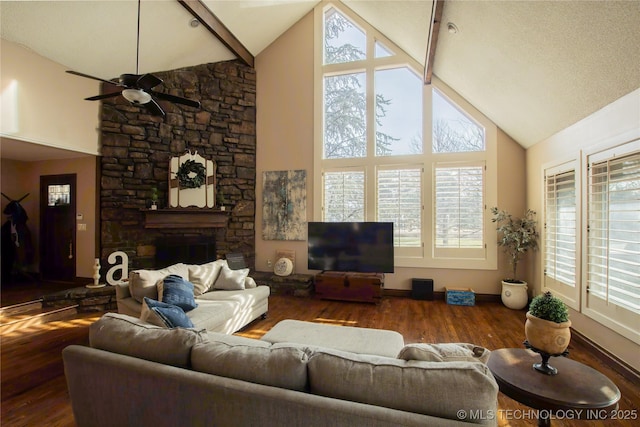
[190,18,200,28]
[447,22,459,34]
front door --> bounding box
[40,174,76,283]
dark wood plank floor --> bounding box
[2,292,639,426]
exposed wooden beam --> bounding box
[177,0,254,68]
[424,0,445,85]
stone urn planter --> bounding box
[525,312,572,355]
[501,280,529,310]
[524,291,571,375]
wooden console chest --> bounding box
[315,272,384,304]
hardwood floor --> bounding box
[1,293,639,426]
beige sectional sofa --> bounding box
[115,260,269,333]
[63,313,499,427]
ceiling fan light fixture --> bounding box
[122,88,152,104]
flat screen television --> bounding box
[307,222,394,273]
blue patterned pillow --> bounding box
[143,297,194,329]
[159,274,198,312]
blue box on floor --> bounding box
[446,288,475,306]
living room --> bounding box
[1,0,639,424]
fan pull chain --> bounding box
[135,0,141,74]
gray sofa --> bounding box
[63,313,499,427]
[115,260,269,333]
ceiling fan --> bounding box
[66,0,200,118]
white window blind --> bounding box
[323,170,365,222]
[377,168,422,247]
[435,164,484,249]
[587,150,640,314]
[545,169,577,287]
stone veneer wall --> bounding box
[99,60,256,270]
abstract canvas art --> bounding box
[262,170,307,240]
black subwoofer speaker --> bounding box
[411,279,434,300]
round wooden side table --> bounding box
[487,348,620,427]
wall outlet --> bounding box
[266,259,272,268]
[77,223,87,231]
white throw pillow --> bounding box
[244,276,257,289]
[213,265,249,290]
[188,260,225,296]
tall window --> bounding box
[544,165,578,308]
[315,2,496,269]
[584,142,640,343]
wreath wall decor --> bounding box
[176,159,206,189]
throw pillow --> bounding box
[212,265,249,290]
[143,297,194,329]
[397,343,490,364]
[158,274,198,312]
[244,276,257,289]
[188,260,225,296]
[140,297,168,327]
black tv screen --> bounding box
[307,222,394,273]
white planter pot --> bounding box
[501,280,529,309]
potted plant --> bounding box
[150,187,159,210]
[491,207,539,309]
[217,188,227,211]
[525,291,571,356]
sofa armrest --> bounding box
[115,282,131,300]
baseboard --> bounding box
[570,328,640,384]
[382,289,501,303]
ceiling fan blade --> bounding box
[136,73,163,91]
[145,98,166,117]
[66,70,119,86]
[150,91,201,109]
[85,91,122,101]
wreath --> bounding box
[176,159,206,189]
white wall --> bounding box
[526,88,640,371]
[1,39,100,154]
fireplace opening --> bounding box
[155,236,216,268]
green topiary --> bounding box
[529,291,569,323]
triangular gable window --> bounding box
[324,6,366,65]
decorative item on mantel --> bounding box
[87,258,105,288]
[150,187,159,210]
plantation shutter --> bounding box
[545,169,577,287]
[587,150,640,314]
[377,167,422,248]
[323,170,365,222]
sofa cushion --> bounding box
[191,339,309,391]
[158,274,198,312]
[89,312,206,368]
[185,300,238,332]
[307,348,498,422]
[212,265,249,290]
[188,260,226,296]
[128,263,189,303]
[142,297,194,329]
[398,343,490,364]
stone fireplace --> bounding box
[98,60,256,271]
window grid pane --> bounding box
[323,7,366,65]
[545,170,577,287]
[323,73,367,159]
[432,90,485,153]
[377,168,422,247]
[435,166,484,248]
[587,152,640,314]
[323,171,365,222]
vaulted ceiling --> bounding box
[2,0,639,161]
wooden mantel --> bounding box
[143,208,229,229]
